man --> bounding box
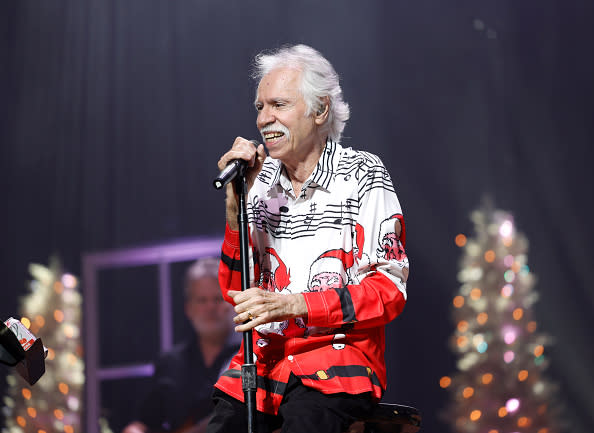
[208,44,409,433]
[122,257,240,433]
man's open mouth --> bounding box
[264,131,285,142]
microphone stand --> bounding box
[235,166,257,433]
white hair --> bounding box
[252,44,350,144]
[184,256,219,298]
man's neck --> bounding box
[283,139,326,195]
[198,332,228,368]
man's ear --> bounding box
[314,97,330,125]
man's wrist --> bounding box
[291,293,308,318]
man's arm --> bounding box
[224,161,409,332]
[304,162,409,329]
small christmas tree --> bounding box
[440,203,563,433]
[2,258,84,433]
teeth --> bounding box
[264,132,284,140]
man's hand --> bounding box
[228,288,308,332]
[218,137,267,230]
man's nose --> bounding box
[257,106,274,129]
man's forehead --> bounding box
[256,68,302,98]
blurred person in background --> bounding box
[122,257,240,433]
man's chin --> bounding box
[197,325,231,339]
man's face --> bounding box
[255,67,319,165]
[184,276,232,339]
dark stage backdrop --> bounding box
[1,1,593,432]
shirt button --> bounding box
[287,355,294,361]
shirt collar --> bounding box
[264,139,342,194]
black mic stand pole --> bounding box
[235,166,258,433]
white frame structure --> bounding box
[82,236,222,433]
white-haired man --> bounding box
[208,44,409,433]
[122,257,239,433]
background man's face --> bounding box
[184,276,233,338]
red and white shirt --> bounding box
[216,140,409,414]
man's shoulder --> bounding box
[156,340,193,364]
[337,145,387,173]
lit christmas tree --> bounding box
[2,258,84,433]
[439,203,564,433]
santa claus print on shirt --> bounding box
[258,247,291,293]
[307,248,355,292]
[376,214,407,261]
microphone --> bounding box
[212,140,261,190]
[213,159,247,190]
[1,318,48,385]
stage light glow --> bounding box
[527,321,537,333]
[499,220,513,237]
[504,329,517,345]
[67,396,80,411]
[513,308,523,320]
[20,316,31,329]
[504,255,514,267]
[534,345,544,357]
[62,273,77,288]
[482,373,493,384]
[21,388,32,400]
[484,250,495,263]
[504,351,515,363]
[457,336,469,348]
[518,370,528,381]
[54,309,65,323]
[470,288,482,300]
[469,410,481,421]
[34,314,45,328]
[477,341,488,353]
[501,284,514,297]
[53,280,64,294]
[439,376,451,388]
[463,387,474,398]
[477,312,488,325]
[506,398,520,413]
[457,320,469,332]
[498,406,507,417]
[453,296,465,308]
[504,270,516,283]
[455,234,467,247]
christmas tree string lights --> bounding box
[2,258,84,433]
[440,204,563,433]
